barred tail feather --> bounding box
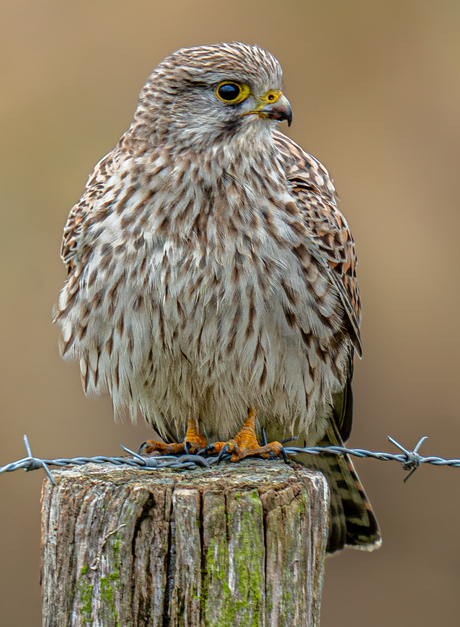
[292,420,381,554]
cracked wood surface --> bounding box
[41,458,329,627]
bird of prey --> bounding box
[54,43,381,553]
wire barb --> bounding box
[22,435,56,486]
[387,435,428,482]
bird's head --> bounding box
[131,43,292,151]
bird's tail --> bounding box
[286,419,381,554]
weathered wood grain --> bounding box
[41,459,329,627]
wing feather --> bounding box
[274,130,362,357]
[60,138,126,273]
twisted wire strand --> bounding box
[1,434,458,487]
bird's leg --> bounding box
[209,407,287,462]
[138,417,207,456]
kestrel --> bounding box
[54,43,381,553]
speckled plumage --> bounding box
[54,43,380,552]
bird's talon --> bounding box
[138,419,208,458]
[217,443,231,463]
[201,443,217,455]
[138,440,162,456]
[138,441,148,455]
[261,427,268,446]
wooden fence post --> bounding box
[41,458,329,626]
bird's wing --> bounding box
[268,134,380,552]
[274,130,362,358]
[60,141,124,273]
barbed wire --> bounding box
[1,434,459,487]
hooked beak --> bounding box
[258,93,293,126]
[244,91,293,127]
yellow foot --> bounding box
[138,418,207,456]
[208,408,288,463]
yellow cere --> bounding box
[257,90,282,108]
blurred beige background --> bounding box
[1,0,460,625]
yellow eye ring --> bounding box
[215,81,251,104]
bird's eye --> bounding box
[215,82,250,104]
[217,83,240,101]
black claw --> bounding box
[138,441,149,455]
[184,441,190,455]
[261,427,268,446]
[199,444,215,455]
[280,446,288,463]
[217,444,230,464]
